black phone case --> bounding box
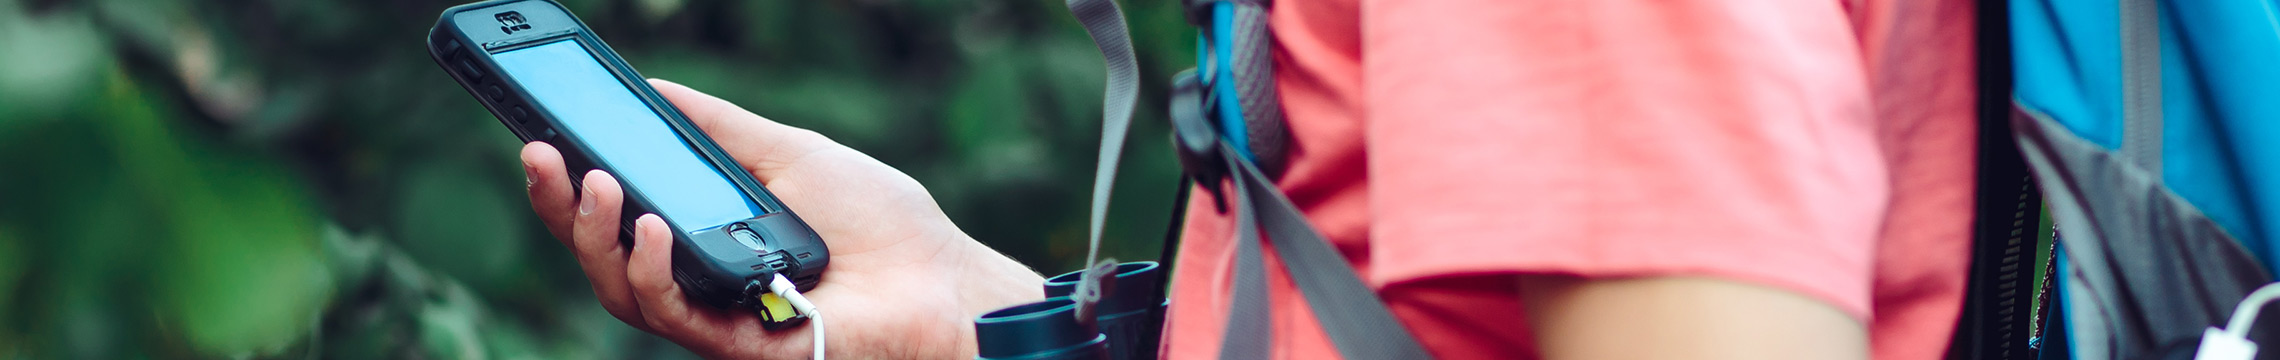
[426,0,826,327]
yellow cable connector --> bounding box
[765,274,823,360]
[757,292,799,323]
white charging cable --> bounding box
[2199,282,2280,360]
[767,274,823,360]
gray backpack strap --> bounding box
[1218,149,1275,360]
[1217,147,1435,359]
[1063,0,1430,356]
[1062,0,1141,320]
[2117,0,2161,174]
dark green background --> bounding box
[0,0,1194,357]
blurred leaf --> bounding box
[160,135,334,357]
[267,0,361,43]
[169,21,267,126]
[634,0,684,23]
[55,276,131,358]
[0,2,112,122]
[1125,0,1199,74]
[98,77,333,356]
[394,161,526,291]
[944,49,1049,185]
[1035,38,1108,129]
[759,74,904,146]
[417,282,486,360]
[90,0,191,55]
[324,224,383,292]
[39,155,152,358]
[736,0,795,52]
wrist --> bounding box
[952,235,1046,318]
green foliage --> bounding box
[104,75,334,356]
[0,0,1194,358]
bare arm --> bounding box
[1518,275,1868,360]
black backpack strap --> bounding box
[1951,0,2048,358]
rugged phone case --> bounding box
[425,0,827,328]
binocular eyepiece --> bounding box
[974,262,1169,360]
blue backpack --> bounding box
[1983,0,2280,359]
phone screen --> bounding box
[493,39,763,231]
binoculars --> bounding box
[973,262,1171,360]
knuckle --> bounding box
[641,311,680,336]
[578,235,618,257]
[570,215,598,236]
[632,269,669,295]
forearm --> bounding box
[1518,275,1868,360]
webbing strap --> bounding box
[1219,147,1434,359]
[1220,152,1274,360]
[1064,0,1141,320]
[1063,0,1430,357]
[2119,0,2161,174]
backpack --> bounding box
[1971,0,2280,359]
[1057,0,1435,359]
[1063,0,2280,359]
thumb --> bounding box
[647,78,839,182]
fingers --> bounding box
[570,170,647,330]
[647,78,836,180]
[626,213,704,336]
[521,142,576,243]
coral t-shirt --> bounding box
[1160,0,1982,359]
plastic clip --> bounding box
[1168,69,1228,213]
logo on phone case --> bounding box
[497,11,532,34]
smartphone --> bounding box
[426,0,827,328]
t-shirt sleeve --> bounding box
[1359,0,1886,319]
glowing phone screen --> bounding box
[493,39,761,231]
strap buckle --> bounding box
[1169,69,1228,212]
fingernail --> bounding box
[523,165,537,188]
[579,185,596,215]
[633,218,647,240]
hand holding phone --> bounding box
[520,79,1048,359]
[429,0,1046,356]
